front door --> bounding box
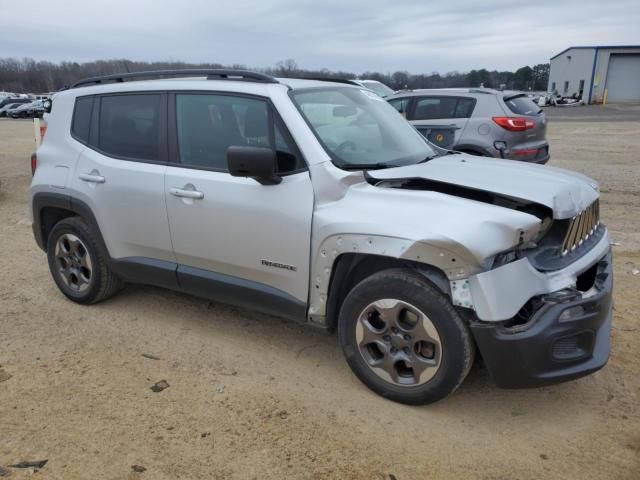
[164,93,314,312]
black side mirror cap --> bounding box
[227,146,281,185]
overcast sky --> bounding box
[1,0,638,73]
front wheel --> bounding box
[338,268,475,405]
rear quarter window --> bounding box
[504,95,541,116]
[454,98,476,118]
[71,96,93,144]
[388,97,410,114]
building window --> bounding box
[563,81,569,95]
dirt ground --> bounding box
[1,117,639,479]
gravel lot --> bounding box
[1,116,639,479]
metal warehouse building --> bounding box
[548,45,640,104]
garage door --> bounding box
[605,54,640,102]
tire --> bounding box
[47,217,123,304]
[338,268,475,405]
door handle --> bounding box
[79,172,105,183]
[169,187,204,200]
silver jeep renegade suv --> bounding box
[31,70,612,404]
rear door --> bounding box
[164,92,314,310]
[407,96,476,149]
[70,93,175,272]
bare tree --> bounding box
[0,57,549,94]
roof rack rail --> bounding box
[467,88,494,94]
[288,76,360,86]
[71,69,279,88]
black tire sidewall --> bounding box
[47,218,104,304]
[338,269,473,405]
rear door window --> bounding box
[97,94,161,160]
[504,95,541,116]
[413,97,457,120]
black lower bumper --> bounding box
[470,251,613,388]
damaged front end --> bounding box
[469,250,612,388]
[365,156,613,388]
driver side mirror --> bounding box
[227,146,281,185]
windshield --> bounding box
[362,81,395,98]
[290,87,435,169]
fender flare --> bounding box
[32,192,107,254]
[308,233,480,327]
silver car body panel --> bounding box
[367,155,600,219]
[71,148,174,262]
[164,166,314,303]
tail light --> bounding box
[34,118,47,147]
[30,153,37,176]
[512,148,539,156]
[492,117,536,131]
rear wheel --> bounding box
[47,217,123,304]
[338,268,475,404]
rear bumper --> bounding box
[504,145,550,164]
[470,251,612,388]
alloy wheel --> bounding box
[355,299,442,386]
[54,233,93,292]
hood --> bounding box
[366,155,599,219]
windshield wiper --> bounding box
[339,162,399,170]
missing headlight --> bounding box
[492,250,518,268]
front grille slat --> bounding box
[561,200,600,256]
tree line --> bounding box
[0,57,549,94]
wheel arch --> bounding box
[453,144,493,157]
[32,192,107,254]
[322,252,451,332]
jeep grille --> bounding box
[561,200,600,256]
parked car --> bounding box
[352,79,396,98]
[8,102,33,118]
[387,88,550,163]
[27,100,46,118]
[0,102,25,117]
[299,77,395,98]
[0,96,31,110]
[31,70,612,405]
[9,100,45,118]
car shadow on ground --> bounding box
[106,282,608,418]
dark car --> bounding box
[0,97,31,109]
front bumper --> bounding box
[470,250,612,388]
